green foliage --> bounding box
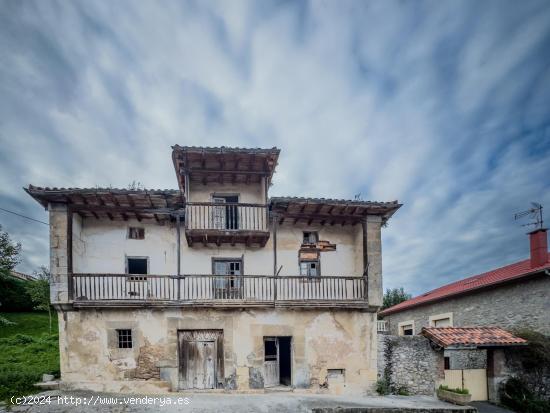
[375,378,390,395]
[25,267,52,332]
[512,329,550,370]
[0,315,16,326]
[439,384,470,395]
[0,273,34,312]
[500,377,550,413]
[0,225,21,272]
[0,312,59,402]
[382,287,412,310]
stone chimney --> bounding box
[529,228,548,268]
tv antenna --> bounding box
[514,203,543,229]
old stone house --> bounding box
[26,146,401,394]
[379,228,550,402]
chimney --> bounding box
[529,228,548,268]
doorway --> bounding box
[178,330,224,390]
[264,336,292,387]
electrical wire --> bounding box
[0,207,48,225]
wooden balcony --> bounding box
[184,202,270,246]
[70,274,369,309]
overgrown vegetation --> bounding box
[382,287,412,310]
[499,329,550,413]
[500,377,550,413]
[0,312,59,402]
[439,384,470,395]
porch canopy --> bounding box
[270,196,402,226]
[421,327,527,350]
[172,146,280,194]
[25,186,184,222]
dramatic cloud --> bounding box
[1,0,549,294]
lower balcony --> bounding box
[70,274,368,309]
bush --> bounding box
[500,377,550,413]
[376,378,390,395]
[439,384,470,395]
[0,275,33,312]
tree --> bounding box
[26,266,53,332]
[382,287,412,310]
[0,224,21,275]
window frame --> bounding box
[126,256,149,281]
[128,227,145,240]
[398,320,415,336]
[116,329,133,349]
[429,312,453,327]
[302,231,319,245]
[299,259,320,277]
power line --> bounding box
[0,207,49,226]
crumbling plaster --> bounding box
[58,308,378,394]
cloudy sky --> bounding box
[1,0,549,295]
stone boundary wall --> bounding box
[377,335,442,396]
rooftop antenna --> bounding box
[514,202,544,229]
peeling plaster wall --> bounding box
[59,308,378,394]
[188,182,265,204]
[72,218,364,278]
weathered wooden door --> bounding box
[179,330,223,390]
[444,368,488,401]
[212,197,226,229]
[264,337,279,387]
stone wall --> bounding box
[383,275,550,336]
[58,307,378,394]
[446,349,486,370]
[377,335,442,395]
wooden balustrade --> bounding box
[71,274,367,304]
[185,203,268,232]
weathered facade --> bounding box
[27,146,401,394]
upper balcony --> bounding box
[70,273,369,309]
[185,202,270,246]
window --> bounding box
[127,257,148,274]
[128,227,144,240]
[117,329,132,348]
[212,258,243,298]
[303,231,318,244]
[398,320,415,336]
[300,260,319,277]
[429,313,453,327]
[444,356,450,370]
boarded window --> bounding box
[433,318,451,328]
[117,329,132,348]
[300,260,319,277]
[303,231,318,244]
[128,227,145,239]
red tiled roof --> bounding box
[421,327,527,349]
[380,252,550,315]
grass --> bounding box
[439,384,470,395]
[0,312,60,402]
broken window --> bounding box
[128,227,145,240]
[117,329,132,348]
[299,260,319,277]
[303,231,318,244]
[212,259,243,298]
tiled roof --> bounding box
[380,253,550,316]
[421,327,527,349]
[172,145,280,155]
[270,196,400,207]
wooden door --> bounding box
[264,337,279,387]
[443,369,488,401]
[212,197,226,229]
[186,340,215,389]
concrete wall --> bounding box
[58,308,378,394]
[383,275,550,336]
[377,335,443,395]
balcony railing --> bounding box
[71,274,367,307]
[185,202,269,232]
